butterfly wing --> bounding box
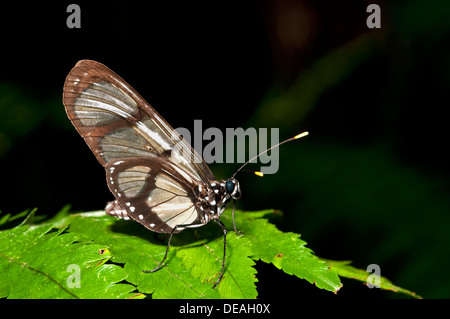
[105,156,206,234]
[63,59,214,183]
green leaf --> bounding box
[65,212,256,298]
[0,208,418,298]
[0,209,35,229]
[63,209,337,297]
[322,259,422,298]
[175,229,257,298]
[221,210,342,293]
[0,222,138,299]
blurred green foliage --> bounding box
[0,83,42,156]
[0,83,69,157]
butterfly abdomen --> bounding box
[105,200,130,220]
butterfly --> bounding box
[63,60,308,288]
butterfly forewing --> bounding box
[63,60,214,183]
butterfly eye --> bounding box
[225,180,235,193]
[225,179,241,200]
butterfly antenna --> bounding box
[231,131,309,178]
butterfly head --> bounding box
[225,178,241,200]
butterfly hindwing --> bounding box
[105,156,205,234]
[63,59,214,184]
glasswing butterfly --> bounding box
[63,60,308,288]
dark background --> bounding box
[1,1,450,298]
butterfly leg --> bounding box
[219,199,242,236]
[142,226,178,274]
[212,219,228,289]
[143,223,205,274]
[231,199,243,236]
